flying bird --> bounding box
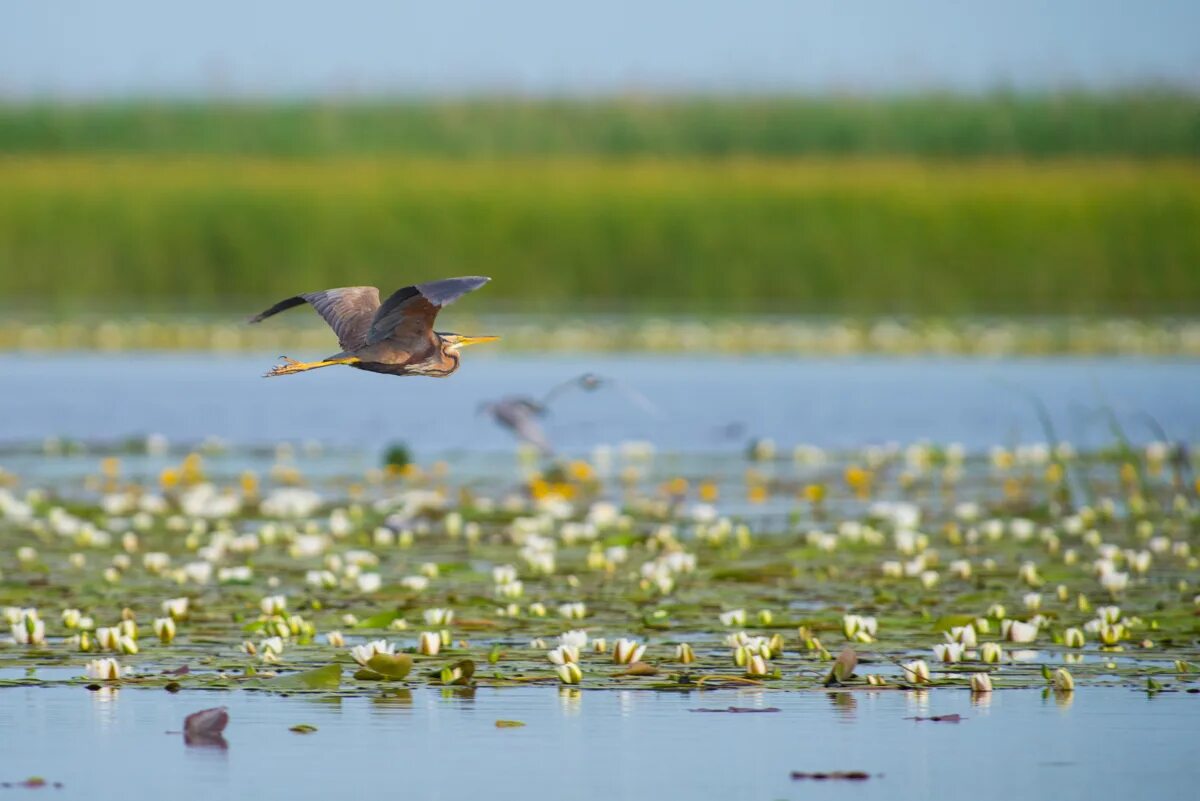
[481,372,661,453]
[249,276,497,378]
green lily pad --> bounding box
[267,663,342,690]
[366,653,413,679]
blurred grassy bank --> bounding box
[2,93,1199,157]
[0,155,1197,315]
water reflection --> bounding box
[905,689,930,712]
[371,688,413,711]
[89,685,119,729]
[558,687,582,716]
[1052,690,1075,710]
[826,690,857,721]
[970,691,993,709]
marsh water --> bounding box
[2,352,1199,799]
[2,683,1197,800]
[2,354,1196,453]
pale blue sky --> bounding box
[2,1,1198,98]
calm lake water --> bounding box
[2,354,1197,454]
[1,684,1196,800]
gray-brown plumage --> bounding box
[249,276,497,378]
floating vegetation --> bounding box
[0,436,1197,709]
[2,314,1200,357]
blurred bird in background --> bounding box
[481,372,661,454]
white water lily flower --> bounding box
[987,603,1007,620]
[260,592,288,618]
[96,626,121,651]
[153,617,176,643]
[326,631,345,648]
[675,643,695,664]
[842,614,878,643]
[1017,562,1042,587]
[84,658,125,681]
[12,610,45,646]
[547,645,579,665]
[949,559,972,580]
[1063,628,1085,648]
[61,609,82,629]
[903,659,930,683]
[718,609,747,627]
[116,634,138,654]
[259,636,284,656]
[1002,620,1039,643]
[350,639,394,667]
[612,638,646,664]
[423,608,453,626]
[400,575,430,592]
[528,603,547,617]
[558,602,587,620]
[1096,605,1121,624]
[970,673,993,693]
[933,642,964,663]
[558,630,588,650]
[1100,571,1129,594]
[555,663,583,685]
[745,654,769,677]
[919,570,940,589]
[417,631,441,656]
[591,638,608,654]
[161,597,189,620]
[492,564,518,584]
[1023,593,1042,611]
[496,580,524,599]
[357,573,383,593]
[947,626,977,648]
[1053,667,1074,692]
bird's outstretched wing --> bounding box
[367,276,490,347]
[248,287,382,351]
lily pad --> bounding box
[366,653,413,680]
[267,664,342,690]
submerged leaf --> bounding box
[790,771,871,781]
[289,724,318,734]
[906,714,964,723]
[494,720,526,728]
[690,706,781,713]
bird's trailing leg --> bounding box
[264,355,360,378]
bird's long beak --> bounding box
[453,335,500,349]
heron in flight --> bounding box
[249,276,497,378]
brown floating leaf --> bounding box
[906,714,964,723]
[824,646,857,686]
[289,724,318,734]
[616,662,659,677]
[162,665,190,676]
[690,706,781,714]
[494,720,526,728]
[790,771,872,781]
[184,707,229,747]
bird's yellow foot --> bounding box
[264,356,308,377]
